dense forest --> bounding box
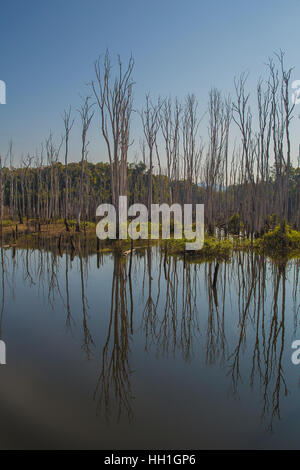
[0,50,300,238]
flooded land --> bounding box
[0,244,299,449]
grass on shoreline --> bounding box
[167,223,300,262]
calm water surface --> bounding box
[0,246,299,449]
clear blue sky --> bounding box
[1,0,300,164]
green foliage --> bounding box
[1,219,14,227]
[168,235,233,261]
[228,213,240,235]
[258,223,300,255]
[264,213,278,232]
[55,219,96,229]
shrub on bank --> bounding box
[258,223,300,255]
[168,235,233,260]
[1,219,14,227]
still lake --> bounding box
[0,245,299,449]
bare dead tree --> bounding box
[233,74,258,238]
[76,96,94,232]
[45,132,63,221]
[267,52,295,229]
[62,106,75,232]
[255,77,272,234]
[276,51,295,224]
[160,97,182,204]
[92,50,134,234]
[182,94,202,205]
[205,89,231,234]
[140,94,162,214]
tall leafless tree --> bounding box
[92,50,134,234]
[140,94,162,214]
[62,106,75,231]
[76,96,94,232]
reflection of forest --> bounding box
[0,245,299,430]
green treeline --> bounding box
[1,160,300,237]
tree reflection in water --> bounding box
[94,255,134,422]
[0,245,299,431]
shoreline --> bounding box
[1,220,300,263]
